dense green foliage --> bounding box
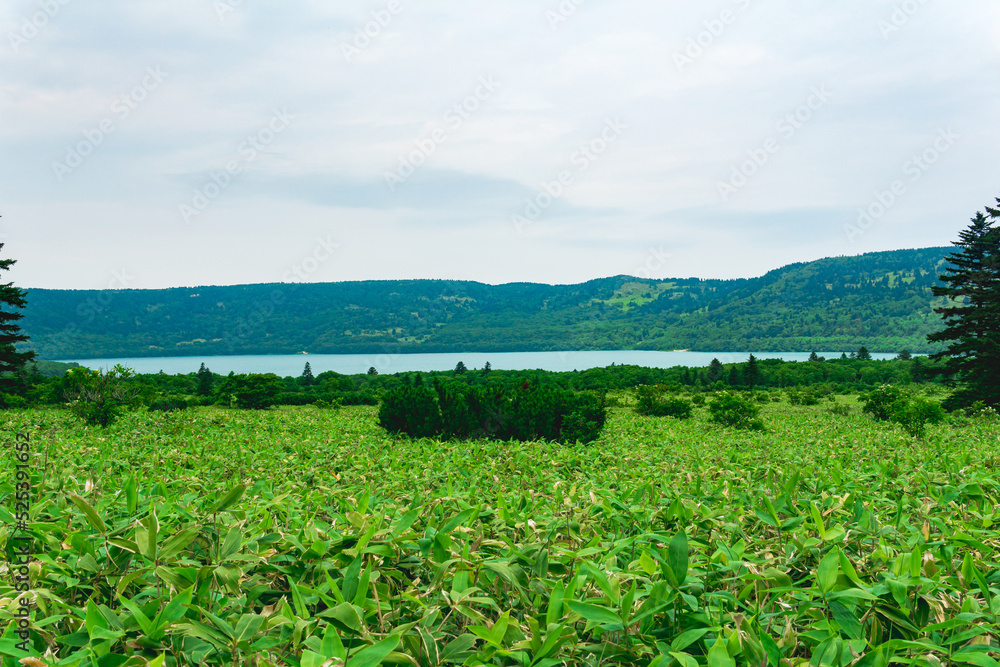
[707,391,765,431]
[928,200,1000,409]
[2,399,999,665]
[860,385,946,438]
[2,356,957,422]
[63,365,140,427]
[19,248,953,359]
[216,373,285,410]
[635,386,694,419]
[378,379,607,444]
[0,242,35,378]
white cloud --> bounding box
[1,0,999,289]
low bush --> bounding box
[336,390,380,406]
[708,392,765,431]
[65,365,140,427]
[859,384,906,421]
[217,373,283,410]
[635,386,693,419]
[860,384,945,437]
[0,393,28,410]
[828,403,852,417]
[379,379,606,444]
[891,396,946,438]
[148,397,192,412]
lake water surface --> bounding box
[62,350,898,376]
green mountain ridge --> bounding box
[20,246,954,359]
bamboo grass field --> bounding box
[3,397,1000,666]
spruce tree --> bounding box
[196,363,214,396]
[706,358,724,384]
[928,202,1000,408]
[745,354,760,391]
[301,361,315,386]
[0,242,35,391]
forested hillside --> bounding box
[20,247,953,359]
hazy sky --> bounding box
[2,1,998,290]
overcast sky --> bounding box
[1,0,998,290]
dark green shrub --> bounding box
[891,396,945,437]
[275,392,315,406]
[0,393,27,409]
[708,392,765,431]
[65,365,140,428]
[861,384,945,437]
[787,389,821,406]
[635,386,693,419]
[378,381,606,443]
[313,398,342,409]
[828,403,852,417]
[148,397,191,412]
[859,384,906,421]
[378,385,444,439]
[690,393,706,407]
[217,373,283,410]
[336,390,380,406]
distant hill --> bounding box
[20,247,954,359]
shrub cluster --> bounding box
[860,384,945,437]
[708,392,765,431]
[635,386,693,419]
[378,379,606,444]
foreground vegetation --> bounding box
[3,396,1000,666]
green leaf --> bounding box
[954,653,1000,667]
[233,614,265,643]
[671,628,711,652]
[347,635,401,667]
[321,623,347,660]
[117,596,153,635]
[708,636,735,667]
[830,600,864,640]
[219,525,244,561]
[567,601,623,630]
[71,494,107,535]
[158,526,201,561]
[149,586,194,640]
[670,652,700,667]
[124,476,138,515]
[667,531,689,588]
[211,485,246,513]
[817,548,840,593]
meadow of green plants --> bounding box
[2,397,1000,667]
